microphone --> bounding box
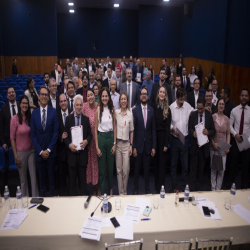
[84,195,92,209]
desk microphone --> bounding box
[84,195,92,209]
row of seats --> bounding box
[7,74,43,78]
[0,147,18,171]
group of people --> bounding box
[1,56,249,197]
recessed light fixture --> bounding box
[68,3,74,6]
[163,0,170,1]
[114,4,119,7]
[69,10,75,13]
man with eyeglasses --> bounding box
[51,63,61,90]
[48,78,59,111]
[67,81,76,113]
[205,89,216,114]
[211,79,221,105]
[30,87,59,197]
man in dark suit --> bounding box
[133,58,143,85]
[58,77,69,97]
[30,87,59,197]
[161,59,170,82]
[43,72,50,88]
[220,86,236,118]
[187,78,204,109]
[48,78,60,111]
[67,81,76,113]
[127,55,134,69]
[12,58,18,75]
[57,94,69,195]
[0,86,19,185]
[120,68,140,109]
[86,57,96,74]
[181,67,191,93]
[188,97,215,191]
[205,89,216,114]
[211,79,221,101]
[133,86,156,194]
[51,63,61,90]
[99,59,107,73]
[171,74,182,103]
[64,94,92,196]
[151,68,173,107]
[102,67,113,90]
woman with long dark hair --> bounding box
[95,87,117,195]
[10,95,39,196]
[24,77,39,113]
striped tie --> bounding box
[42,109,46,131]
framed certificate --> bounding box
[195,122,209,147]
[71,125,83,150]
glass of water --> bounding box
[225,197,231,210]
[153,198,159,209]
[22,196,29,208]
[115,198,121,210]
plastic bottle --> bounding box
[175,190,179,206]
[4,186,10,210]
[103,194,108,215]
[184,185,189,207]
[230,183,236,205]
[16,186,22,209]
[160,185,165,199]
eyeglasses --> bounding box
[50,85,57,88]
[21,102,28,105]
[40,93,48,97]
[140,93,148,96]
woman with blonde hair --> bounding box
[154,86,171,192]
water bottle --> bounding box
[4,186,10,210]
[175,190,179,206]
[16,186,22,209]
[160,185,165,198]
[230,183,236,205]
[184,185,190,206]
[103,194,108,215]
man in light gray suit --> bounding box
[171,74,182,103]
[73,57,81,76]
[120,68,140,109]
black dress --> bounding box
[176,63,185,77]
[30,90,38,108]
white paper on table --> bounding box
[135,198,151,215]
[236,134,250,152]
[197,201,222,220]
[71,125,83,151]
[102,217,112,228]
[212,96,218,106]
[79,216,102,241]
[231,204,250,224]
[123,204,140,224]
[136,73,141,82]
[115,216,133,240]
[195,122,209,147]
[176,127,185,145]
[248,197,250,203]
[217,139,231,156]
[0,209,28,230]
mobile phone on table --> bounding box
[110,217,120,228]
[37,204,50,213]
[30,198,44,204]
[143,206,152,217]
[202,206,211,217]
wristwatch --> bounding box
[113,142,116,145]
[130,143,133,146]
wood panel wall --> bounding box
[1,56,249,105]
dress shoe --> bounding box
[146,189,151,194]
[133,190,138,195]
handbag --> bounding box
[211,150,223,171]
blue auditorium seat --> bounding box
[0,147,5,170]
[0,101,5,108]
[0,86,7,93]
[138,85,142,91]
[6,79,13,83]
[4,77,11,81]
[10,74,17,78]
[19,74,25,78]
[8,147,18,170]
[1,90,7,98]
[15,90,24,96]
[0,79,4,82]
[0,82,7,86]
[26,74,33,77]
[0,95,3,101]
[34,74,41,78]
[15,79,22,83]
[7,82,16,86]
[199,89,206,96]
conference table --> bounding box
[0,190,250,250]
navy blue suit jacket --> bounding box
[133,104,156,154]
[30,106,59,161]
[132,65,143,82]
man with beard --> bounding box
[220,86,236,118]
[133,86,156,194]
[229,88,250,189]
[43,72,50,88]
[76,75,89,102]
[127,55,134,69]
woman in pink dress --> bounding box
[82,88,99,193]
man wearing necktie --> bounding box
[133,58,143,85]
[229,88,250,189]
[181,67,191,92]
[66,81,76,113]
[0,86,19,185]
[51,63,61,91]
[132,86,156,194]
[188,97,215,191]
[57,94,70,195]
[30,87,59,197]
[64,94,92,196]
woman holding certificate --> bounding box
[95,87,117,195]
[64,94,92,196]
[82,89,99,194]
[210,98,230,190]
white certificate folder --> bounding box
[71,125,83,150]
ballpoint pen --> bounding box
[141,218,151,221]
[29,204,37,209]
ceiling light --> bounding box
[163,0,170,1]
[69,10,75,13]
[114,4,119,7]
[68,3,74,6]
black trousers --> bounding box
[189,146,206,191]
[134,143,151,192]
[58,158,69,195]
[68,153,86,196]
[229,137,250,189]
[155,131,168,192]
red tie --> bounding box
[239,106,245,135]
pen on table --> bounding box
[141,218,151,221]
[29,204,37,209]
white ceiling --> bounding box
[56,0,196,13]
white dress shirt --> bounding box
[9,101,18,117]
[194,91,199,109]
[89,81,95,89]
[110,91,120,110]
[126,81,133,109]
[40,105,48,125]
[105,70,116,79]
[61,109,69,126]
[230,104,250,138]
[50,95,56,109]
[170,101,194,136]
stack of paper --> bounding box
[231,204,250,224]
[135,197,150,215]
[196,199,222,220]
[115,216,133,240]
[123,204,140,224]
[79,216,102,241]
[0,209,28,230]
